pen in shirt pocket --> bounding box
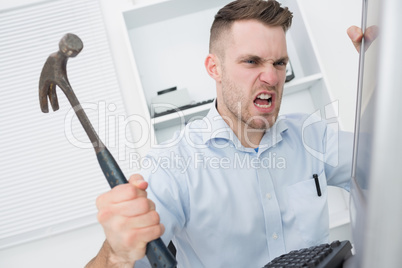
[313,174,322,197]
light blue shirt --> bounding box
[136,104,353,267]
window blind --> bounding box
[0,0,134,249]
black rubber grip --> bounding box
[146,238,177,268]
[96,148,177,267]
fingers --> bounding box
[365,25,379,51]
[99,202,162,238]
[115,223,165,260]
[122,209,161,230]
[97,194,162,240]
[347,25,379,53]
[96,175,148,209]
[130,174,148,191]
[96,175,153,222]
[97,196,154,220]
[127,223,165,248]
[347,26,363,52]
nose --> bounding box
[259,65,280,86]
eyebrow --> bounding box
[275,56,289,63]
[238,54,289,64]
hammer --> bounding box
[39,33,177,268]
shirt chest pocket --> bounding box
[286,171,329,245]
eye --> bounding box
[244,59,257,64]
[273,60,287,69]
[274,61,286,66]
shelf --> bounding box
[151,101,213,130]
[123,0,230,29]
[122,0,329,144]
[284,73,323,95]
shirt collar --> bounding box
[202,100,288,152]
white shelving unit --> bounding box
[122,0,333,143]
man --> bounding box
[87,1,364,267]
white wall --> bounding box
[0,0,362,267]
[0,224,105,267]
[300,0,362,132]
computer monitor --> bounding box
[346,0,402,267]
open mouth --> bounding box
[254,93,273,109]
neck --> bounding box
[230,118,265,148]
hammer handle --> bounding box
[96,148,177,268]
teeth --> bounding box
[255,102,272,108]
[255,93,272,108]
[257,93,271,100]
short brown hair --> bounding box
[209,0,293,55]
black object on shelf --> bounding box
[153,98,215,118]
[286,61,295,82]
[158,86,177,95]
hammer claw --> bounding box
[39,81,59,113]
[39,82,50,113]
[48,83,60,111]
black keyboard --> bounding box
[263,240,352,268]
[153,98,215,118]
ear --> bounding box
[204,53,222,82]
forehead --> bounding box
[226,20,287,59]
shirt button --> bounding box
[266,193,272,200]
[272,233,279,240]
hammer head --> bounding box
[58,33,84,58]
[39,33,83,113]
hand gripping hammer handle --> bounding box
[97,148,177,268]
